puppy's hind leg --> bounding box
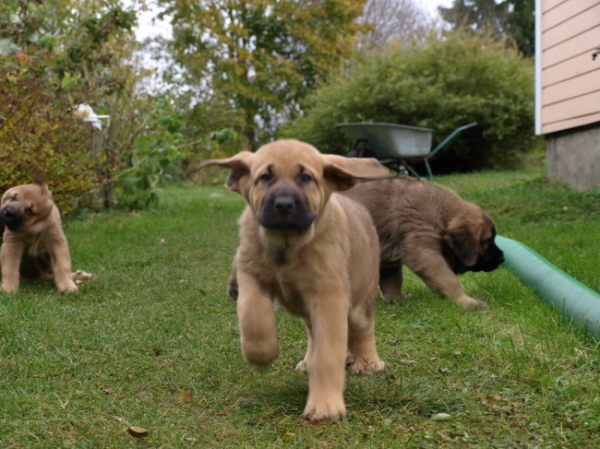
[379,265,404,303]
[51,242,78,292]
[295,319,313,372]
[236,270,279,367]
[227,257,239,300]
[347,306,385,374]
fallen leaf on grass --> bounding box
[178,391,193,402]
[484,395,507,403]
[438,430,452,441]
[399,359,417,366]
[213,396,245,417]
[127,426,148,438]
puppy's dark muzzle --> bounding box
[470,244,504,273]
[258,186,316,231]
[0,205,23,231]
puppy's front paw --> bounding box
[241,335,279,367]
[346,354,386,374]
[456,294,486,310]
[57,279,78,293]
[295,360,309,372]
[2,282,19,293]
[303,397,347,422]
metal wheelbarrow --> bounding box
[336,122,477,180]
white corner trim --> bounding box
[535,0,542,135]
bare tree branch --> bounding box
[358,0,433,48]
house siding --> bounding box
[536,0,600,190]
[538,0,600,134]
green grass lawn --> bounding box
[2,169,600,448]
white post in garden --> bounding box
[73,104,112,210]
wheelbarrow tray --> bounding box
[336,122,434,159]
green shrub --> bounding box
[111,95,240,210]
[0,54,103,213]
[281,31,540,172]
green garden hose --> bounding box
[496,235,600,339]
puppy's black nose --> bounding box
[1,208,14,219]
[274,197,294,215]
[258,185,316,231]
[0,205,23,230]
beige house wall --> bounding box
[539,0,600,134]
[537,0,600,189]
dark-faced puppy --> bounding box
[0,179,78,293]
[201,139,390,421]
[342,177,504,310]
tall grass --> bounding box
[1,169,600,448]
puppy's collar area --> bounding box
[275,249,287,266]
[258,225,316,259]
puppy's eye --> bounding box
[259,173,273,183]
[25,206,34,216]
[300,173,312,184]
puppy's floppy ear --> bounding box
[322,155,389,192]
[32,174,51,199]
[33,173,47,187]
[200,151,254,193]
[443,217,481,267]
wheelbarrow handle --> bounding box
[429,122,478,158]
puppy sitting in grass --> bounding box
[201,139,389,421]
[0,178,87,293]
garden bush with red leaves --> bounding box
[0,53,104,213]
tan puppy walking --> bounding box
[202,139,389,421]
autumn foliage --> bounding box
[160,0,370,147]
[0,54,103,213]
